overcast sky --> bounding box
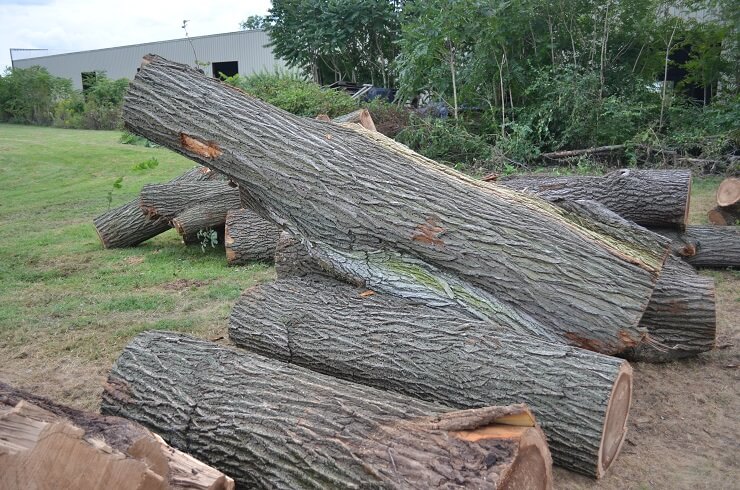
[0,0,271,71]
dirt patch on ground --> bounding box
[555,270,739,489]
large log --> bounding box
[275,201,715,362]
[102,332,554,490]
[139,182,240,221]
[651,225,740,268]
[498,169,692,229]
[0,381,234,490]
[229,277,632,478]
[122,55,672,355]
[93,166,215,248]
[224,208,282,264]
[621,255,716,362]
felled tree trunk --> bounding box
[93,166,215,248]
[229,277,632,478]
[102,332,553,490]
[0,382,234,490]
[707,177,740,225]
[224,209,282,265]
[622,255,716,362]
[652,225,740,268]
[498,169,692,229]
[123,55,672,355]
[140,182,240,221]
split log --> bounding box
[224,209,282,265]
[0,381,234,490]
[707,177,740,225]
[622,255,716,362]
[498,169,692,229]
[651,225,740,268]
[229,277,632,478]
[102,331,554,490]
[93,166,215,248]
[122,55,672,355]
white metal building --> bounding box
[13,30,287,90]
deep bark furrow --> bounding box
[499,169,691,229]
[123,56,668,354]
[624,256,716,362]
[101,332,553,489]
[93,166,213,248]
[228,277,631,478]
[224,209,282,264]
[652,226,740,268]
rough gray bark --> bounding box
[499,169,692,229]
[651,226,740,268]
[274,231,330,279]
[172,205,233,237]
[140,182,240,221]
[122,55,671,355]
[101,332,553,490]
[622,255,716,362]
[93,166,214,248]
[229,277,632,478]
[224,209,282,265]
[0,382,234,490]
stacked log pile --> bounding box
[0,381,234,489]
[93,55,727,486]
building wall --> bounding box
[14,30,287,89]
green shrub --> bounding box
[0,66,74,125]
[223,71,357,117]
[396,115,492,170]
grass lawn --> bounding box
[0,124,273,409]
[1,123,737,488]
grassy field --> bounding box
[1,124,737,488]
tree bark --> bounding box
[224,209,282,265]
[274,231,329,279]
[498,169,692,229]
[229,277,632,478]
[122,55,671,355]
[93,166,215,248]
[0,381,234,490]
[621,255,716,362]
[101,332,553,490]
[651,225,740,268]
[140,182,240,222]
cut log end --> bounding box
[498,426,553,490]
[716,177,740,208]
[598,362,633,478]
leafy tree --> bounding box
[0,66,74,125]
[262,0,402,86]
[240,15,270,30]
